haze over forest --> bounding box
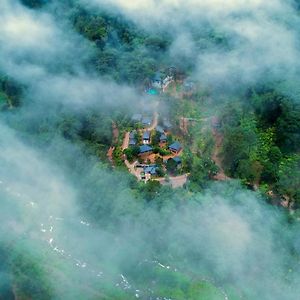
[0,1,299,300]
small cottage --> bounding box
[129,130,137,146]
[139,145,153,156]
[142,131,151,145]
[144,165,158,176]
[169,141,182,154]
[159,133,167,146]
[142,116,153,127]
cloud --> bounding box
[0,0,142,110]
[0,0,78,72]
[1,123,299,299]
[0,1,299,299]
[84,0,300,90]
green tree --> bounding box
[277,155,300,208]
[123,146,140,162]
[166,158,178,174]
[139,180,162,201]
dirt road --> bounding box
[122,132,130,150]
[145,111,158,131]
[107,146,115,164]
[112,122,119,144]
[156,174,188,188]
[124,160,140,179]
[211,127,230,181]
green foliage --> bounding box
[0,91,9,110]
[20,0,46,8]
[188,156,217,191]
[156,167,165,177]
[144,36,170,51]
[0,245,53,300]
[123,146,140,162]
[251,89,300,154]
[0,76,22,108]
[152,130,161,146]
[113,146,124,166]
[236,159,263,184]
[222,123,258,180]
[277,154,300,207]
[275,101,300,154]
[153,146,171,156]
[166,158,178,174]
[138,180,162,201]
[251,90,284,126]
[220,89,299,197]
[149,268,225,300]
[71,7,171,84]
[186,282,226,300]
[76,15,107,41]
[0,4,299,298]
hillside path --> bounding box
[211,125,230,181]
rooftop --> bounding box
[139,145,153,154]
[142,116,152,126]
[144,165,158,175]
[129,139,137,146]
[169,141,182,152]
[143,131,151,140]
[160,134,167,141]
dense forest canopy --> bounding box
[0,0,299,299]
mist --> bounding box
[0,0,299,299]
[0,0,144,112]
[1,121,300,299]
[85,0,300,93]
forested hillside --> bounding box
[0,1,299,300]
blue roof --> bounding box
[144,165,157,175]
[143,131,150,140]
[139,145,153,153]
[129,139,136,146]
[160,134,167,141]
[169,141,182,152]
[142,117,152,125]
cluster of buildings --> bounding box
[128,115,183,180]
[130,115,182,158]
[135,139,183,158]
